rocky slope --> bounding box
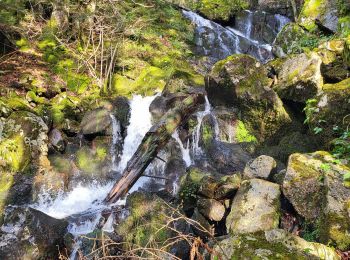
[0,0,349,259]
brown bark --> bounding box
[105,92,204,203]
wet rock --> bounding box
[206,140,251,174]
[206,54,291,141]
[211,229,340,259]
[243,155,276,180]
[164,156,187,195]
[256,0,297,18]
[226,179,280,234]
[191,208,213,238]
[0,206,68,259]
[149,95,167,122]
[197,198,225,222]
[48,128,66,153]
[273,52,323,103]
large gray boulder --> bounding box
[226,178,280,234]
[283,151,350,250]
[272,52,323,103]
[206,54,291,142]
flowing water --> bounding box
[33,94,160,258]
[183,9,290,63]
[27,8,291,258]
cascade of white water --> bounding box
[118,95,157,172]
[192,96,220,156]
[33,94,158,240]
[244,10,253,39]
[109,114,121,171]
[173,130,192,167]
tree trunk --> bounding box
[105,92,204,203]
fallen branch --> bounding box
[105,92,204,203]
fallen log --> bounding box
[105,91,205,203]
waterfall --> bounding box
[118,95,157,172]
[192,96,219,156]
[182,9,290,63]
[109,114,121,171]
[33,94,158,241]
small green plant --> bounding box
[179,183,198,200]
[301,221,320,242]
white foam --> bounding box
[33,181,113,219]
[118,94,157,172]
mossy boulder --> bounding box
[272,23,310,57]
[116,191,189,258]
[298,0,338,32]
[226,178,280,234]
[0,111,49,172]
[206,54,291,142]
[282,152,327,219]
[282,151,350,251]
[305,78,350,141]
[211,229,340,259]
[273,52,323,103]
[259,131,318,163]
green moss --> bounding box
[49,155,71,174]
[236,121,257,143]
[298,0,323,31]
[0,135,29,172]
[196,0,250,21]
[339,16,350,37]
[76,147,101,174]
[0,172,14,219]
[15,38,30,51]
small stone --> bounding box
[243,155,276,180]
[197,198,225,222]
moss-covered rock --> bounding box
[283,151,350,251]
[282,152,327,219]
[273,52,323,103]
[298,0,338,32]
[272,23,311,57]
[211,229,340,259]
[305,78,350,141]
[206,54,291,142]
[226,178,280,234]
[0,111,48,172]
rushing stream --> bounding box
[26,8,291,258]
